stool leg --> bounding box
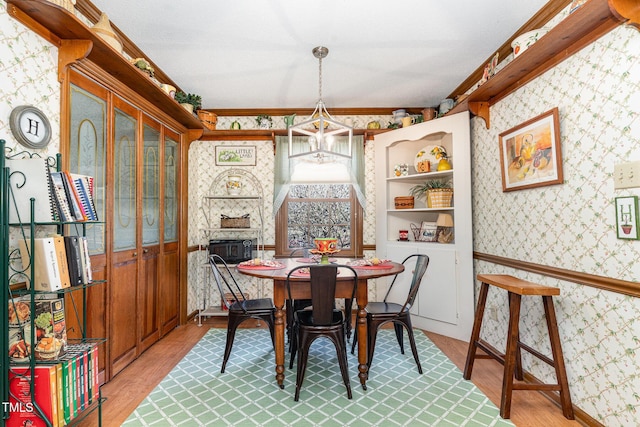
[501,291,521,419]
[508,294,524,382]
[464,282,490,380]
[543,296,574,419]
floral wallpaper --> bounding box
[2,0,639,424]
[0,1,60,158]
[471,24,640,426]
[187,114,384,321]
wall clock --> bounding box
[9,105,52,149]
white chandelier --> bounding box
[288,46,352,160]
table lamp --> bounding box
[436,213,454,243]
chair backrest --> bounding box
[383,254,429,312]
[208,254,248,311]
[286,264,358,326]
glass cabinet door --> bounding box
[142,122,160,246]
[69,83,107,254]
[163,135,178,242]
[113,107,138,252]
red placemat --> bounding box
[291,268,341,277]
[237,261,286,270]
[295,257,338,263]
[352,263,394,270]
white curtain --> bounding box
[273,135,366,216]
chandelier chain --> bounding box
[318,53,323,100]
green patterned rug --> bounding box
[123,328,513,426]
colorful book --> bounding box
[6,365,59,427]
[78,236,93,284]
[49,171,74,222]
[6,157,58,223]
[55,363,64,427]
[19,238,65,291]
[63,236,83,286]
[52,235,72,289]
[59,356,75,423]
[70,173,98,221]
[61,171,86,221]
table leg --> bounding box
[274,280,285,389]
[356,279,368,390]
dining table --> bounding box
[236,257,404,390]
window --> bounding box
[275,184,362,257]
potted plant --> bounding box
[410,179,453,208]
[131,57,154,77]
[255,114,273,129]
[174,91,201,114]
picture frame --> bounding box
[215,146,256,166]
[499,107,563,192]
[615,196,640,240]
[418,221,438,242]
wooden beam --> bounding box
[447,0,572,101]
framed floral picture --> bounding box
[615,196,640,240]
[215,146,256,166]
[499,108,563,192]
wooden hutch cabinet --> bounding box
[6,0,204,380]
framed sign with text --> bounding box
[215,146,256,166]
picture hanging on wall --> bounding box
[499,107,563,192]
[615,196,640,240]
[215,146,256,166]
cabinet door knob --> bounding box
[143,248,149,253]
[133,252,137,257]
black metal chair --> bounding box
[351,254,429,373]
[286,264,358,401]
[285,248,313,348]
[208,254,276,373]
[285,248,354,345]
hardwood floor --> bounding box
[79,318,585,427]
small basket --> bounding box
[427,189,453,208]
[220,214,250,228]
[394,196,414,209]
[197,110,218,130]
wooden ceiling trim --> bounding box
[446,0,572,101]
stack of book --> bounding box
[19,235,93,291]
[7,156,98,224]
[49,171,98,223]
[6,343,100,427]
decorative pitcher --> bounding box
[226,175,242,195]
[284,114,296,129]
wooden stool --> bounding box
[463,274,574,419]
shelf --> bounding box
[388,208,454,213]
[203,228,262,233]
[200,128,391,141]
[447,0,631,128]
[204,195,262,200]
[6,0,203,130]
[11,280,107,295]
[388,170,454,182]
[198,307,228,317]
